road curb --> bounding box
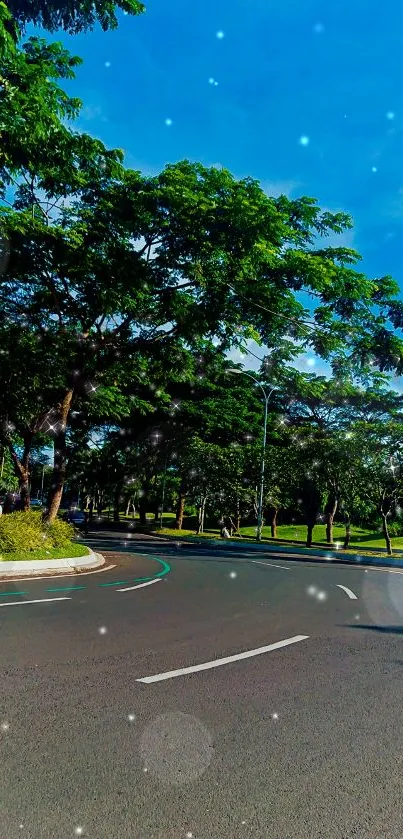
[151,532,403,570]
[0,550,105,578]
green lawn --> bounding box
[95,509,403,552]
[157,523,403,552]
[0,543,90,562]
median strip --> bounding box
[136,634,309,684]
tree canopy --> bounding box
[5,0,145,34]
[2,0,403,548]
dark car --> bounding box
[63,509,86,526]
[30,499,43,509]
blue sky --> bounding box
[34,0,403,377]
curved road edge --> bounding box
[0,549,106,578]
[150,532,403,570]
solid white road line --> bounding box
[0,597,71,607]
[117,578,162,592]
[336,584,358,600]
[252,560,290,570]
[136,634,309,684]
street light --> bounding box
[227,368,276,541]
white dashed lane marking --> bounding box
[136,635,309,684]
[0,597,72,608]
[252,560,290,570]
[116,578,162,592]
[336,584,358,600]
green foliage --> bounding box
[0,509,74,552]
[0,447,18,491]
[0,510,49,551]
[2,0,403,533]
[6,0,145,34]
[45,516,74,546]
[0,542,89,561]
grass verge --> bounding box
[0,543,90,562]
[156,528,403,558]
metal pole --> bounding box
[159,457,168,528]
[227,369,276,542]
[256,393,268,541]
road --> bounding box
[1,530,403,838]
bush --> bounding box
[45,517,74,547]
[0,510,75,554]
[0,511,50,553]
[385,520,403,537]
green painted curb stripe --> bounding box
[0,591,26,596]
[99,556,171,588]
[45,586,87,592]
[99,580,129,587]
[153,558,171,577]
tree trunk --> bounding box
[3,492,14,514]
[113,485,122,523]
[196,495,207,534]
[343,515,351,550]
[89,498,94,520]
[381,513,392,556]
[96,493,103,518]
[326,495,338,544]
[268,506,278,538]
[175,481,187,530]
[7,433,33,512]
[306,523,314,548]
[138,495,147,525]
[235,495,241,535]
[43,390,74,524]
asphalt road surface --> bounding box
[1,530,403,838]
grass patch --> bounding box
[0,543,90,562]
[157,526,403,555]
[158,528,217,539]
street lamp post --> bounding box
[159,456,168,528]
[227,368,276,541]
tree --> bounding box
[4,35,403,522]
[6,0,145,35]
[272,368,403,544]
[345,422,403,556]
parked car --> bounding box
[30,499,43,509]
[63,509,86,526]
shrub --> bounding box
[385,520,403,537]
[0,511,50,553]
[45,517,74,547]
[0,510,75,553]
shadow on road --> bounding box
[344,624,403,635]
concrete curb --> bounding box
[0,550,105,577]
[152,532,403,570]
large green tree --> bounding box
[3,11,403,524]
[5,0,145,35]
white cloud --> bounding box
[80,104,104,121]
[260,179,299,198]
